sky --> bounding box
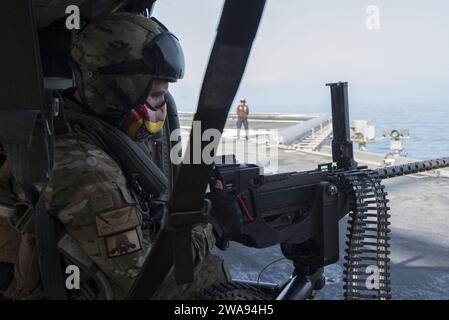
[154,0,449,112]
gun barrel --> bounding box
[376,157,449,179]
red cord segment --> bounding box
[237,196,255,222]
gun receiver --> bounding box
[211,158,345,268]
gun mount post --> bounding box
[326,82,357,170]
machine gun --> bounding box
[209,82,449,300]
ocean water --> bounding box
[257,103,449,160]
[351,104,449,160]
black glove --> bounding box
[141,201,164,236]
[206,186,244,250]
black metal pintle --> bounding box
[326,82,357,170]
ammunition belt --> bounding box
[339,169,392,300]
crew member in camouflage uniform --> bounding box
[0,13,230,299]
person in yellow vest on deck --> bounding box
[236,98,250,140]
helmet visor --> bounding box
[98,32,185,82]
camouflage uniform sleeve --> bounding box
[46,133,147,298]
[47,133,216,298]
[191,223,215,264]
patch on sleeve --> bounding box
[95,206,141,237]
[105,229,142,258]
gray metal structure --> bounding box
[279,116,331,145]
